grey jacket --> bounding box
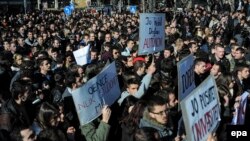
[139,110,174,141]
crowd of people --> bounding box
[0,1,250,141]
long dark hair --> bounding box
[120,100,147,134]
[37,102,59,129]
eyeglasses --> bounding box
[150,109,169,116]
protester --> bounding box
[80,105,111,141]
[194,58,209,86]
[0,80,31,132]
[120,100,147,141]
[139,95,174,141]
[1,2,250,141]
[10,125,37,141]
[134,127,161,141]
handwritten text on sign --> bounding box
[72,62,120,125]
[180,76,221,141]
[177,54,195,102]
[139,13,165,55]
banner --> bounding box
[73,45,90,66]
[177,54,195,102]
[180,75,221,141]
[72,62,121,125]
[139,13,165,55]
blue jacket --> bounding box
[117,74,152,106]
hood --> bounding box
[140,109,173,138]
[140,109,167,130]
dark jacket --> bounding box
[121,123,135,141]
[0,99,31,132]
[210,54,230,73]
[194,71,209,87]
[61,88,80,128]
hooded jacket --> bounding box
[139,109,174,141]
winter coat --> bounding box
[0,99,31,132]
[80,118,110,141]
[139,110,174,141]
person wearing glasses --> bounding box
[111,46,120,60]
[139,95,174,141]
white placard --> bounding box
[180,75,221,141]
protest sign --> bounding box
[139,13,165,55]
[180,75,221,141]
[73,45,90,66]
[71,62,120,125]
[231,91,249,125]
[177,54,195,102]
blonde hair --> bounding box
[13,53,22,61]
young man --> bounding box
[10,126,37,141]
[139,95,174,141]
[0,81,31,132]
[111,46,120,60]
[226,43,239,72]
[233,64,250,96]
[234,47,250,66]
[210,62,224,79]
[210,44,230,73]
[34,57,53,89]
[90,49,99,64]
[24,31,38,48]
[188,42,199,56]
[200,35,214,54]
[121,39,135,57]
[194,58,209,86]
[117,60,156,106]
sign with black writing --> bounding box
[72,62,121,125]
[180,75,221,141]
[139,13,165,55]
[177,54,195,103]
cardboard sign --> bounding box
[72,62,121,125]
[177,54,195,102]
[180,75,221,141]
[73,45,90,66]
[139,13,165,55]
